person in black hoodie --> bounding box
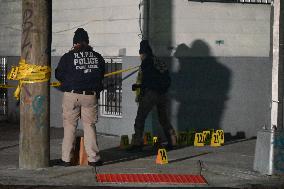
[55,28,105,166]
[128,40,177,152]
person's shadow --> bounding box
[171,40,231,132]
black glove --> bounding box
[132,84,141,91]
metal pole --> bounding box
[19,0,51,169]
[254,0,284,175]
[271,0,283,131]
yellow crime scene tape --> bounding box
[50,65,140,87]
[6,59,51,100]
[104,66,139,77]
[0,84,17,89]
[0,59,140,99]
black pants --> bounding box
[133,89,175,145]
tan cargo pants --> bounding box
[61,92,100,163]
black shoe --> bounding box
[126,145,143,153]
[88,160,103,167]
[60,160,71,167]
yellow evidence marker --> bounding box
[120,135,129,149]
[202,130,211,145]
[187,131,195,146]
[153,136,158,145]
[216,129,225,145]
[178,132,188,146]
[210,132,221,147]
[156,148,168,164]
[194,133,204,147]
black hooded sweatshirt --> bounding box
[140,55,171,94]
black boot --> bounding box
[127,133,143,153]
[165,129,177,151]
[88,160,103,167]
[60,160,72,167]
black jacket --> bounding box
[55,46,105,93]
[140,55,171,94]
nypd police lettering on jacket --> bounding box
[73,52,99,73]
[55,48,105,92]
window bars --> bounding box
[239,0,271,3]
[188,0,271,3]
[0,57,8,120]
[100,57,122,118]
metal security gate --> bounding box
[100,57,122,118]
[239,0,271,3]
[188,0,271,3]
[0,57,8,121]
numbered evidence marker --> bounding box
[144,132,153,145]
[216,129,224,145]
[120,135,129,149]
[210,132,221,147]
[187,131,195,146]
[194,133,204,147]
[178,132,188,146]
[156,148,168,164]
[153,136,158,145]
[202,130,211,145]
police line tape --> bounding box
[0,59,140,99]
[49,65,140,87]
[6,59,51,99]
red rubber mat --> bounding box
[97,174,207,184]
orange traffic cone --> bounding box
[79,137,88,166]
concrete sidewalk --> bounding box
[0,122,283,188]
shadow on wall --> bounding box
[171,40,232,132]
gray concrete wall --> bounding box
[169,55,271,139]
[0,1,272,139]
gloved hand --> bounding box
[132,84,141,91]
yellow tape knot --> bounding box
[7,59,51,99]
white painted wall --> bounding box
[0,1,270,58]
[150,1,270,57]
[52,0,143,56]
[0,0,22,56]
[0,0,144,57]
